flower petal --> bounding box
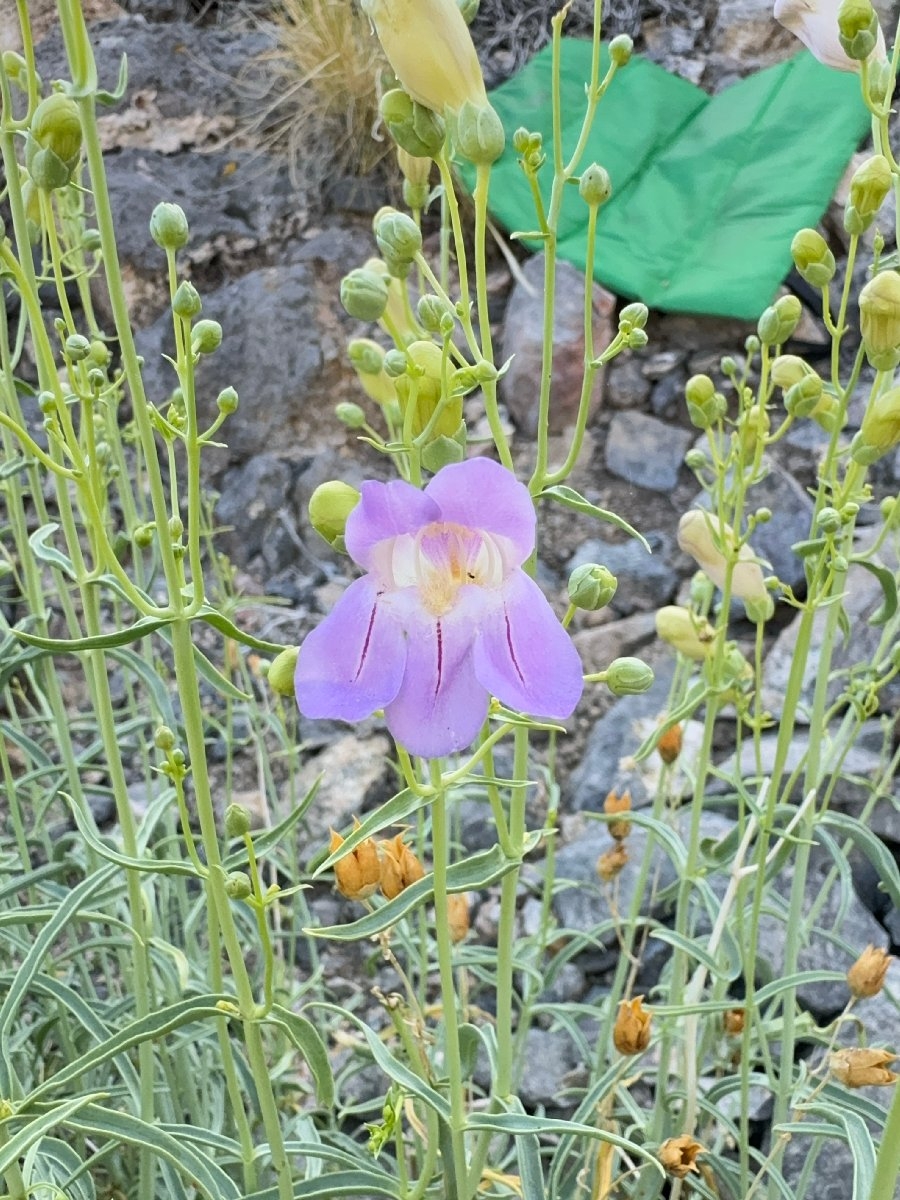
[383,589,490,758]
[424,458,535,566]
[474,570,583,717]
[295,576,406,720]
[345,479,439,572]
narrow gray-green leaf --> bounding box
[540,485,650,551]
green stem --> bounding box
[870,1078,900,1200]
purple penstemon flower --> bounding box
[295,458,584,758]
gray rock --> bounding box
[573,612,657,675]
[605,411,691,492]
[136,263,328,464]
[650,368,687,419]
[568,531,678,616]
[499,254,615,437]
[214,454,294,567]
[295,734,394,863]
[605,357,651,410]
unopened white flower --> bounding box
[362,0,487,114]
[678,511,773,622]
[774,0,886,71]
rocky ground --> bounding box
[13,2,900,1190]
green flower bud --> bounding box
[605,657,654,696]
[816,506,843,534]
[568,563,618,611]
[848,155,892,222]
[619,302,648,330]
[335,401,367,429]
[308,480,361,549]
[149,202,190,251]
[685,448,709,473]
[216,386,239,414]
[853,385,900,461]
[224,871,253,900]
[374,208,423,268]
[880,496,895,521]
[791,228,836,287]
[82,227,102,252]
[348,338,385,375]
[65,333,91,362]
[417,294,454,333]
[26,95,82,189]
[771,353,813,389]
[395,340,462,439]
[784,372,824,418]
[172,280,202,319]
[738,403,769,455]
[579,163,612,207]
[403,179,430,210]
[383,349,409,378]
[758,295,802,345]
[87,340,110,368]
[685,374,726,430]
[191,319,222,355]
[2,51,30,90]
[609,34,633,66]
[380,89,446,159]
[837,0,881,60]
[266,647,299,697]
[810,392,842,434]
[134,523,155,549]
[168,515,183,540]
[453,99,505,165]
[340,267,390,322]
[458,0,479,22]
[154,725,176,751]
[225,803,252,838]
[859,270,900,370]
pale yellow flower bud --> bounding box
[677,511,772,621]
[859,270,900,371]
[394,339,463,439]
[655,605,717,662]
[774,0,886,71]
[362,0,487,115]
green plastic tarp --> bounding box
[462,39,871,319]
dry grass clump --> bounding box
[254,0,392,196]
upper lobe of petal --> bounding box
[424,459,535,566]
[295,576,407,721]
[345,479,440,572]
[473,570,583,719]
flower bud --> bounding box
[677,510,771,619]
[380,89,446,158]
[397,146,432,188]
[568,563,618,610]
[757,294,802,345]
[154,725,176,751]
[348,339,396,406]
[267,646,300,697]
[597,841,629,881]
[191,320,222,355]
[65,334,91,362]
[378,833,425,899]
[619,302,648,330]
[394,339,462,439]
[852,386,900,462]
[613,996,652,1055]
[216,386,239,414]
[452,99,505,164]
[421,426,467,471]
[859,271,900,370]
[848,155,892,225]
[26,95,82,189]
[224,871,253,900]
[838,0,882,60]
[657,723,683,765]
[783,373,825,418]
[609,34,633,65]
[340,267,390,322]
[579,163,612,207]
[417,294,454,334]
[335,401,367,429]
[790,228,836,288]
[603,788,631,841]
[447,892,470,942]
[658,1136,704,1180]
[384,349,409,378]
[134,523,155,549]
[771,353,813,389]
[308,480,360,548]
[362,0,488,115]
[149,202,190,251]
[374,208,423,270]
[330,820,382,901]
[458,0,479,22]
[847,944,892,998]
[606,657,654,696]
[685,374,726,430]
[737,403,769,456]
[225,803,252,838]
[829,1047,897,1088]
[655,606,716,661]
[173,281,202,319]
